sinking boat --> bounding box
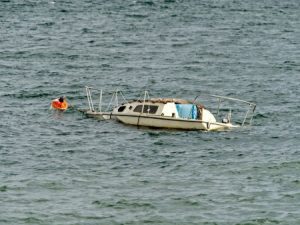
[81,86,256,131]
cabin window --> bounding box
[133,105,158,114]
[118,106,126,112]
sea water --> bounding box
[1,1,299,224]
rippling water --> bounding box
[1,0,299,224]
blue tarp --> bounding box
[176,104,198,119]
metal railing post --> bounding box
[242,108,250,126]
[86,87,92,111]
[99,89,102,112]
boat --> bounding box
[51,96,68,111]
[81,86,256,131]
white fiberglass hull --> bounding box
[115,114,235,131]
[83,111,114,120]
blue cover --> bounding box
[176,104,198,119]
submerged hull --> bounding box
[80,110,114,120]
[82,111,234,131]
[82,109,237,131]
[115,114,234,131]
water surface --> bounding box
[1,0,299,224]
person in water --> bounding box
[52,96,68,110]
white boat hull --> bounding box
[82,111,114,120]
[115,114,235,131]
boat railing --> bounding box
[85,87,256,126]
[194,94,256,126]
[85,86,128,112]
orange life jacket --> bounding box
[51,99,68,110]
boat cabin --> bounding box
[112,98,217,123]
